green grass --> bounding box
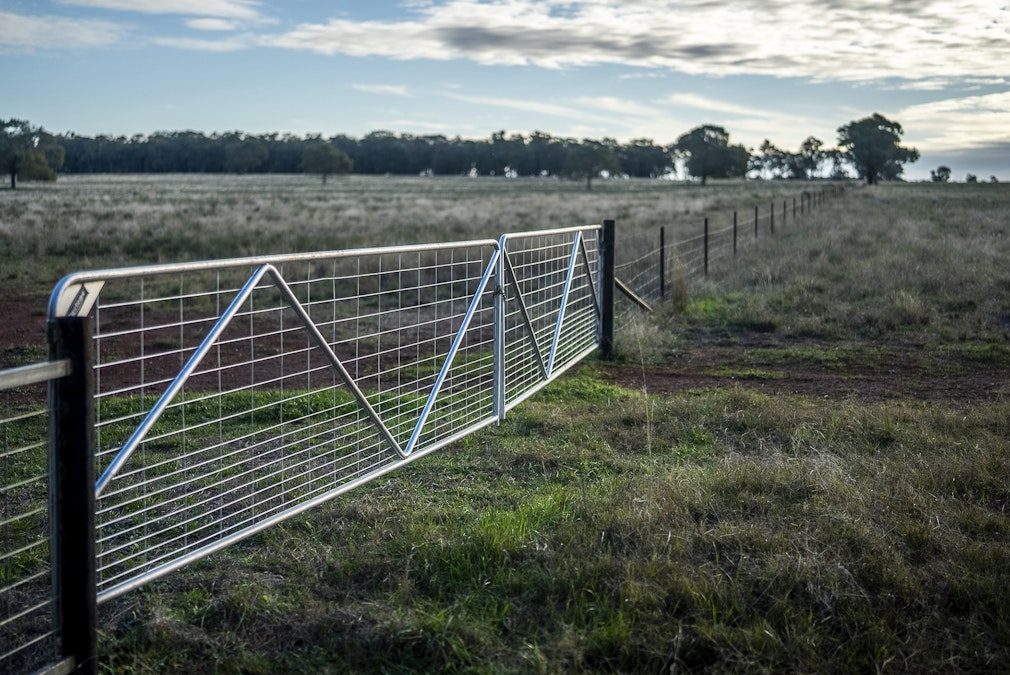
[98,371,1010,673]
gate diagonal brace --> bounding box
[502,251,549,381]
[546,231,584,377]
[94,264,405,498]
[401,248,499,455]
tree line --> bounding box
[3,114,920,188]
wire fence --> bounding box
[615,187,842,316]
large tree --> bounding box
[837,114,919,185]
[300,142,352,184]
[673,125,749,185]
[1,119,64,188]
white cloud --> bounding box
[352,84,413,97]
[898,91,1010,151]
[265,0,1008,83]
[663,94,755,117]
[57,0,262,19]
[153,35,252,51]
[443,92,591,119]
[186,18,239,31]
[575,96,659,118]
[0,10,123,50]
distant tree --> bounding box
[673,125,749,185]
[751,140,785,179]
[966,173,978,183]
[564,139,620,190]
[300,142,352,184]
[617,138,669,178]
[223,136,269,174]
[836,113,919,185]
[1,119,64,188]
[991,176,999,183]
[794,136,825,180]
[930,166,951,182]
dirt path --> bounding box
[604,337,1010,405]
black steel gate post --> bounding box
[49,316,98,675]
[703,217,709,276]
[600,219,615,360]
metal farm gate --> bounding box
[1,222,616,674]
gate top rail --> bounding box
[48,238,501,319]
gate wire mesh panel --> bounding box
[50,241,500,601]
[0,377,59,672]
[500,226,601,410]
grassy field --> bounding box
[4,177,1010,672]
[0,174,824,305]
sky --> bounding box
[2,0,1008,180]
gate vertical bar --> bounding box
[599,219,615,360]
[49,316,98,675]
[494,244,506,422]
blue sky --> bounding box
[2,0,1008,180]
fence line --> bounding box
[615,185,844,315]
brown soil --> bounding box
[605,334,1010,405]
[0,296,49,365]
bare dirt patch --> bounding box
[604,335,1010,405]
[0,296,49,366]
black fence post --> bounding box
[769,202,775,234]
[793,196,797,219]
[49,316,98,675]
[600,219,615,360]
[703,217,709,276]
[782,200,787,227]
[659,226,666,302]
[732,211,738,256]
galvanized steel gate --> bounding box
[1,222,616,674]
